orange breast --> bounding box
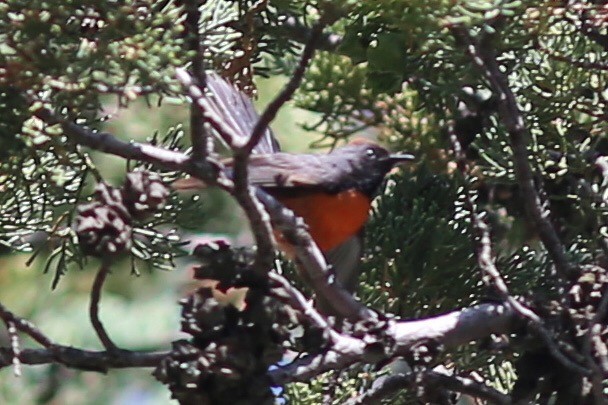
[275,190,371,252]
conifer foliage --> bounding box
[2,1,608,403]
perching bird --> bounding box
[177,73,414,312]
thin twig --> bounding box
[0,299,168,372]
[175,68,242,148]
[258,14,343,52]
[448,120,591,377]
[453,26,576,280]
[242,21,325,154]
[0,302,54,348]
[448,121,540,322]
[7,322,21,377]
[344,370,511,405]
[89,263,118,352]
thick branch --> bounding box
[0,347,167,372]
[270,304,516,384]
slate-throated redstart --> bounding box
[176,73,414,305]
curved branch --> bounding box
[262,15,343,52]
[243,21,325,154]
[90,263,118,352]
[0,300,167,373]
[452,27,577,280]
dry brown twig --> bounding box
[89,263,118,352]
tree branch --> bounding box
[262,14,343,52]
[269,271,345,343]
[0,302,54,349]
[269,303,516,384]
[0,347,167,372]
[453,26,577,280]
[35,103,365,320]
[181,0,211,160]
[0,299,168,372]
[344,370,511,405]
[231,160,276,273]
[242,21,325,154]
[33,107,192,172]
[89,263,118,352]
[5,322,21,376]
[448,120,591,377]
[448,121,540,322]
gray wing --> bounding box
[205,73,280,154]
[244,153,329,189]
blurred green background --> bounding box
[0,76,322,405]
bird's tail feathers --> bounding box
[204,73,280,154]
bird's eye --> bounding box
[365,148,377,158]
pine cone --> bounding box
[567,265,608,335]
[76,183,132,257]
[180,288,227,339]
[122,170,169,219]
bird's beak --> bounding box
[388,153,415,165]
